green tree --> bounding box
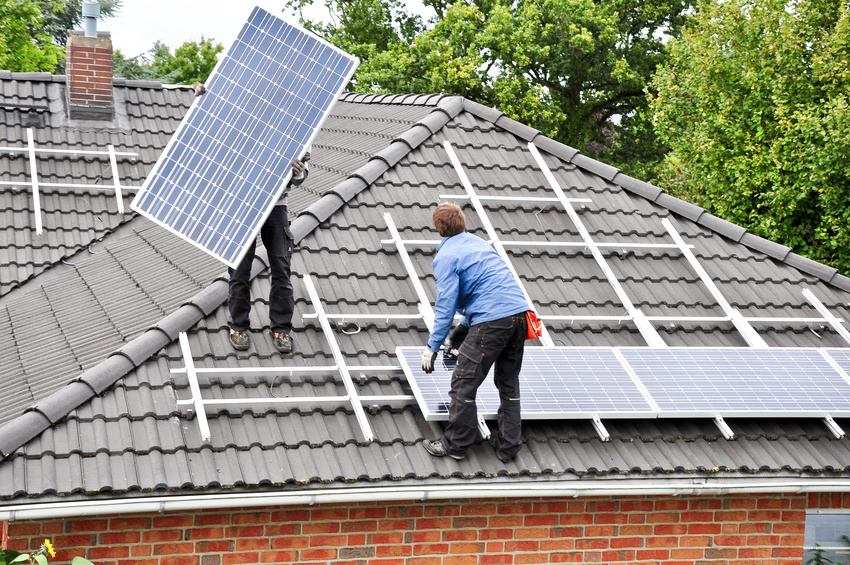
[650,0,850,273]
[289,0,690,176]
[150,37,223,84]
[112,48,154,80]
[290,0,424,63]
[0,0,63,71]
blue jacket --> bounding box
[427,232,530,352]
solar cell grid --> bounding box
[620,347,850,416]
[131,7,358,267]
[824,349,850,381]
[399,346,850,423]
[396,346,655,421]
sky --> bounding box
[104,0,319,57]
[104,0,432,58]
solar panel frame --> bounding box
[130,7,359,268]
[396,346,658,421]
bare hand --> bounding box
[292,159,305,175]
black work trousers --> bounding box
[227,205,294,334]
[441,312,527,460]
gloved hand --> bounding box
[421,348,437,374]
[448,324,469,350]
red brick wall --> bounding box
[2,493,843,564]
[66,35,113,108]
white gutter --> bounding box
[3,480,850,521]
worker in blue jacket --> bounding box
[421,202,530,462]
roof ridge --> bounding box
[0,96,465,462]
[0,71,177,90]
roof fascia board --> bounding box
[3,478,850,520]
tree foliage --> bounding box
[0,0,63,71]
[287,0,691,175]
[149,37,223,85]
[650,0,850,273]
[112,48,154,81]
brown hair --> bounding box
[432,202,466,237]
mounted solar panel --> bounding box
[130,7,358,268]
[396,346,656,421]
[620,347,850,417]
[823,348,850,378]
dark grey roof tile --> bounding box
[32,381,96,424]
[493,114,540,142]
[614,173,664,202]
[113,329,171,367]
[830,274,850,293]
[697,213,748,242]
[416,108,454,134]
[571,153,620,182]
[737,233,792,261]
[77,354,138,395]
[532,135,581,163]
[393,123,433,150]
[0,411,51,459]
[437,96,463,118]
[784,252,840,283]
[351,158,390,186]
[375,141,412,168]
[461,99,505,123]
[654,194,706,222]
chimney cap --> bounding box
[82,0,100,17]
[82,0,100,38]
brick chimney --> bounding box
[65,1,113,120]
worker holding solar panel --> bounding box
[226,149,310,354]
[421,202,532,463]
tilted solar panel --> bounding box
[396,346,656,421]
[131,7,358,268]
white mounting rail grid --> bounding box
[171,139,850,444]
[435,140,850,350]
[0,127,138,232]
[172,273,416,444]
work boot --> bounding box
[423,439,464,460]
[273,331,292,354]
[229,328,249,351]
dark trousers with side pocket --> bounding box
[441,312,527,459]
[227,205,294,333]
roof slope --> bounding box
[2,82,850,508]
[0,72,193,295]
